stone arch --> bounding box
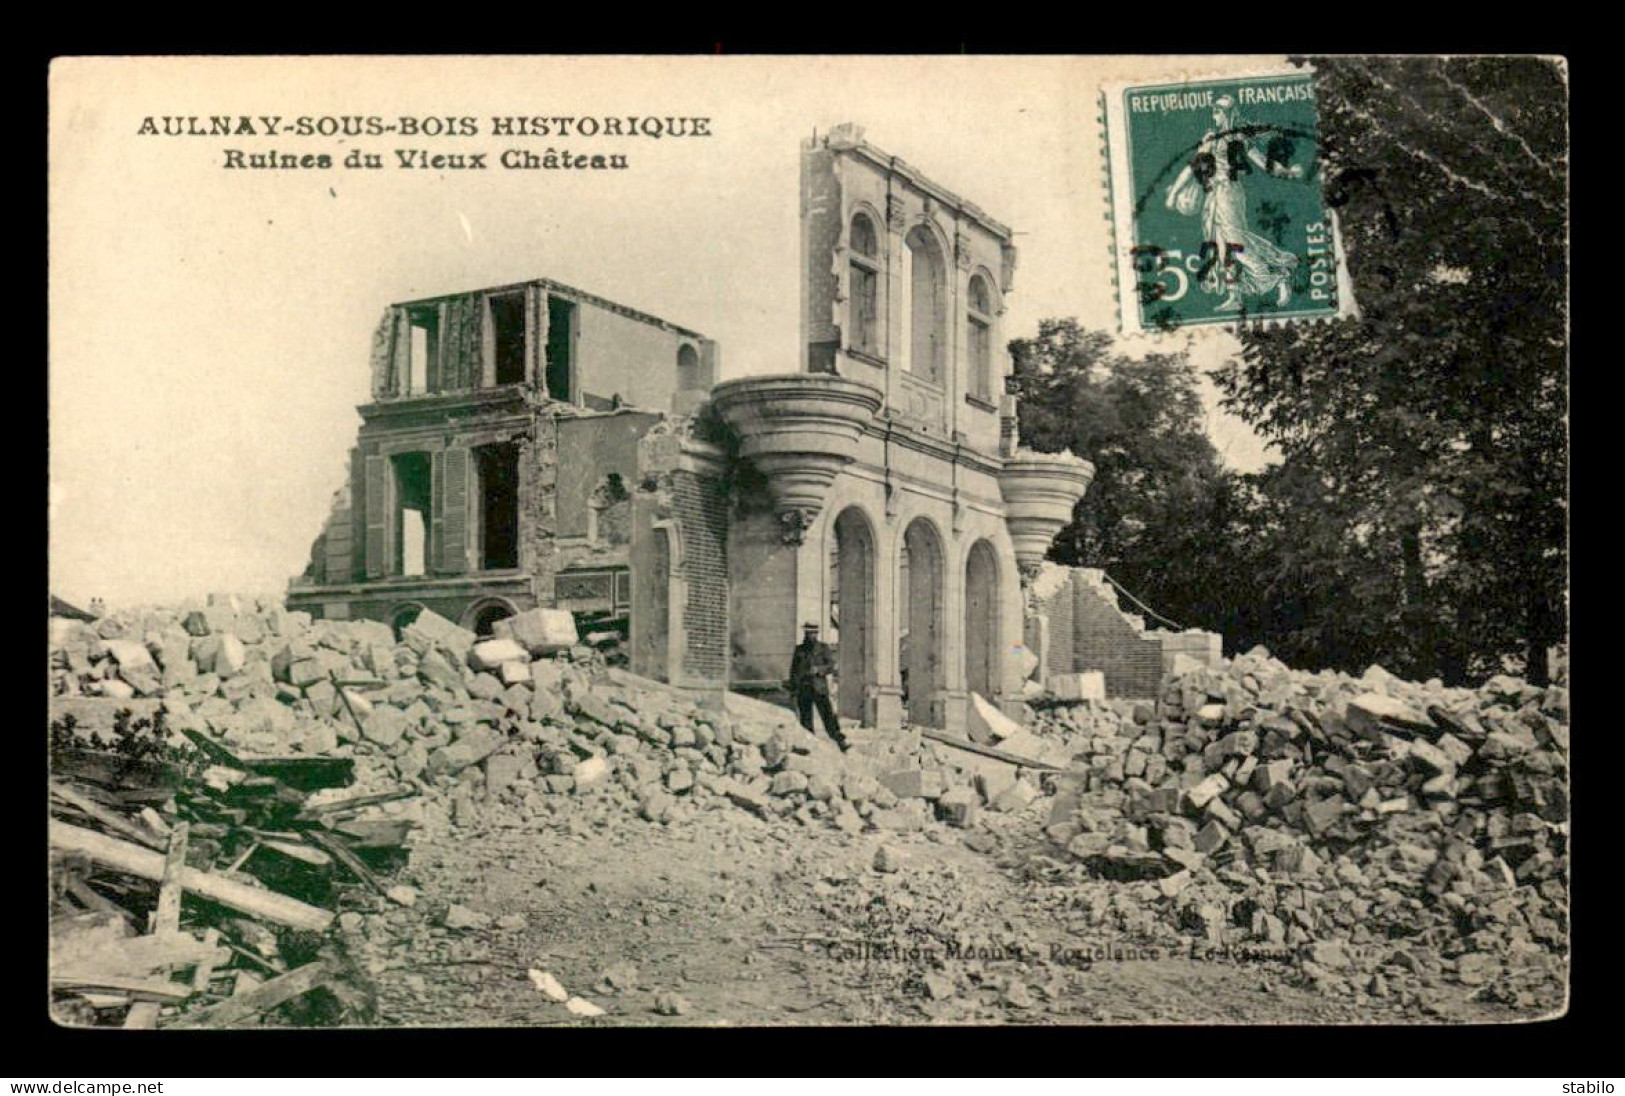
[389,601,428,642]
[900,515,946,727]
[964,538,1001,701]
[462,596,519,637]
[828,504,878,723]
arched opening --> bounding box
[848,212,882,357]
[902,226,946,384]
[466,599,517,638]
[676,344,702,391]
[901,517,945,727]
[390,602,426,643]
[964,539,1000,700]
[967,273,994,402]
[828,507,876,723]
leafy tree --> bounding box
[1011,320,1261,640]
[1215,56,1567,684]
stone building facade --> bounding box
[287,278,718,642]
[291,124,1219,720]
[706,124,1094,731]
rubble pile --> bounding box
[51,597,1063,841]
[1036,647,1570,1011]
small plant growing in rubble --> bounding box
[50,707,204,776]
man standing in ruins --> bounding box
[789,622,845,748]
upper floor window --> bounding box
[901,225,946,385]
[488,293,527,386]
[405,306,439,396]
[848,212,881,358]
[967,273,994,402]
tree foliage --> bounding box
[1214,56,1567,683]
[1011,320,1260,639]
[1014,59,1566,686]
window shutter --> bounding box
[439,446,470,573]
[363,455,387,578]
[430,450,445,571]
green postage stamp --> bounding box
[1103,68,1357,334]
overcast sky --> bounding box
[50,55,1277,609]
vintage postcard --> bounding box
[48,55,1568,1032]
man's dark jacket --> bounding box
[788,639,836,697]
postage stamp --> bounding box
[1103,67,1357,334]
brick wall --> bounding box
[1071,576,1164,699]
[672,468,729,684]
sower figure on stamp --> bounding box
[788,622,845,748]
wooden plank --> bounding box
[50,821,334,932]
[166,960,331,1029]
[917,726,1060,771]
[303,829,386,895]
[62,876,137,928]
[297,786,416,819]
[50,782,165,850]
[152,823,190,933]
[175,724,246,770]
[53,975,191,1003]
[125,823,190,1030]
[190,928,224,994]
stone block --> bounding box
[1345,693,1431,739]
[405,609,476,655]
[967,692,1021,741]
[208,635,247,677]
[485,752,525,797]
[470,638,529,672]
[1051,672,1106,702]
[935,786,980,828]
[498,608,579,655]
[879,769,946,800]
[429,728,505,777]
[362,706,410,748]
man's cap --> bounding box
[803,622,819,631]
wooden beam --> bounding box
[61,876,137,929]
[124,823,191,1030]
[166,960,331,1029]
[190,928,224,994]
[50,821,334,932]
[152,823,189,933]
[303,829,385,895]
[53,975,191,1003]
[50,782,165,850]
[917,727,1059,770]
[296,787,416,819]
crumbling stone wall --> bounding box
[1071,575,1164,699]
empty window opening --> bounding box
[677,344,702,391]
[967,273,994,401]
[406,307,439,395]
[849,213,881,357]
[489,293,527,386]
[391,452,432,577]
[587,472,632,546]
[474,443,521,570]
[904,226,947,385]
[546,296,576,402]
